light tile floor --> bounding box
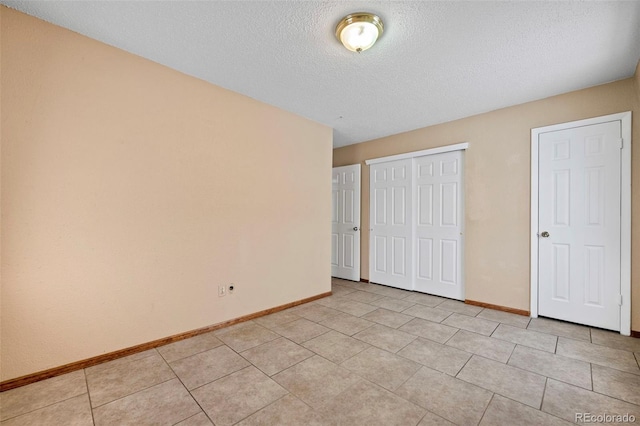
[2,278,640,425]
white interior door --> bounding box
[414,151,464,300]
[538,121,621,331]
[331,164,361,281]
[369,159,413,290]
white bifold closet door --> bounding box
[414,152,464,300]
[369,150,464,299]
[369,159,413,290]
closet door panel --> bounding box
[369,159,413,290]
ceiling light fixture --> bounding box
[335,13,384,53]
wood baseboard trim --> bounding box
[360,279,369,283]
[631,330,640,339]
[0,291,332,392]
[465,299,530,317]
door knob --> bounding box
[540,231,550,238]
[353,227,359,231]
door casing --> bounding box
[530,111,632,335]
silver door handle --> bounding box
[353,227,359,231]
[540,231,550,238]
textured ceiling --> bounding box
[3,1,640,148]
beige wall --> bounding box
[633,63,640,330]
[334,76,640,330]
[635,61,640,108]
[636,61,640,104]
[0,8,332,381]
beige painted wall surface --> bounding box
[334,77,639,330]
[636,61,640,104]
[633,63,640,330]
[1,7,332,381]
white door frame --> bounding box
[365,143,468,293]
[530,111,631,335]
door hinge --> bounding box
[618,138,623,149]
[617,294,623,306]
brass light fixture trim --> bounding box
[335,12,384,53]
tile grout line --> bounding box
[187,360,254,394]
[83,369,97,426]
[0,390,90,423]
[476,392,496,425]
[554,372,640,409]
[412,410,430,426]
[259,346,317,378]
[394,335,418,355]
[504,343,517,365]
[158,341,226,365]
[442,328,461,345]
[228,393,291,425]
[90,376,177,411]
[84,348,158,377]
[454,352,476,379]
[170,412,210,426]
[538,377,548,410]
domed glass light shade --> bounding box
[335,13,384,53]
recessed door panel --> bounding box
[331,233,339,266]
[419,162,434,178]
[584,245,604,306]
[440,159,458,176]
[374,188,387,226]
[392,237,407,276]
[553,170,570,227]
[440,239,457,285]
[440,182,457,227]
[332,172,340,184]
[553,140,570,160]
[585,167,604,227]
[393,165,407,181]
[374,236,387,274]
[344,170,356,184]
[332,190,339,224]
[552,244,570,301]
[418,184,433,226]
[417,238,433,280]
[343,234,354,269]
[585,135,603,156]
[392,187,406,226]
[343,189,355,224]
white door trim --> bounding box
[530,111,631,335]
[365,142,469,165]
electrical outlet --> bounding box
[228,284,234,294]
[218,285,226,297]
